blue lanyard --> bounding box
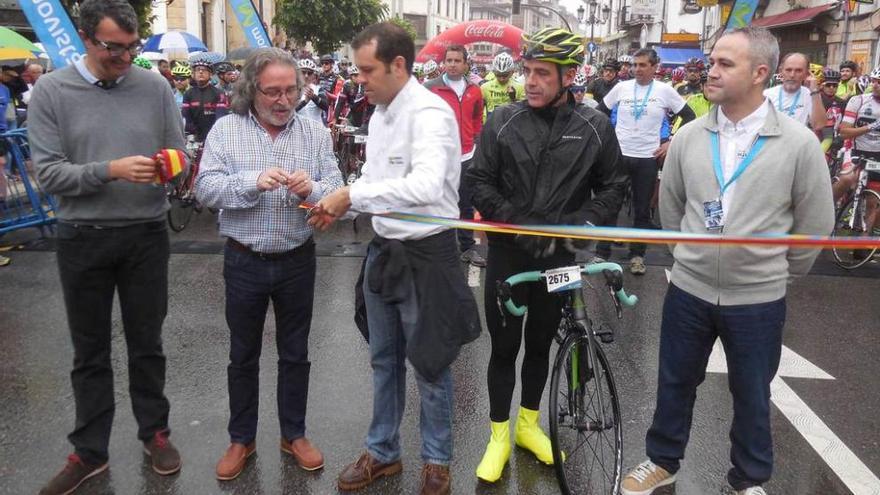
[777,86,801,117]
[710,132,767,196]
[632,81,653,121]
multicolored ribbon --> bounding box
[300,204,880,249]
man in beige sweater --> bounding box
[621,27,834,495]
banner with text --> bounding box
[19,0,85,68]
[724,0,760,30]
[228,0,271,48]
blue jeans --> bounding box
[223,241,316,444]
[363,244,454,465]
[646,284,785,490]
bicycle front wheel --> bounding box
[167,197,193,232]
[832,189,880,269]
[549,333,622,495]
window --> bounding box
[446,0,450,17]
[455,0,458,19]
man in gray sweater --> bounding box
[29,1,186,493]
[621,27,834,495]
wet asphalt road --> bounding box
[1,210,878,495]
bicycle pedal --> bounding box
[594,324,615,344]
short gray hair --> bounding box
[230,48,303,116]
[726,26,779,86]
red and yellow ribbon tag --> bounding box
[153,149,186,184]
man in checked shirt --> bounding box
[194,47,343,481]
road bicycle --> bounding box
[831,155,880,269]
[496,262,638,495]
[166,137,204,233]
[333,124,367,186]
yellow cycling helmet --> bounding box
[171,63,192,78]
[521,27,585,66]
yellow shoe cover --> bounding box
[514,407,559,465]
[475,420,511,483]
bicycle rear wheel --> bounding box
[832,189,880,269]
[167,196,193,232]
[549,332,622,495]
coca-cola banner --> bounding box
[416,21,524,63]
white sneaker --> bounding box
[736,487,767,495]
[620,460,676,495]
[629,256,647,275]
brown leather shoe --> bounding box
[419,463,451,495]
[215,442,256,481]
[143,430,181,475]
[280,437,324,471]
[39,454,108,495]
[337,452,403,491]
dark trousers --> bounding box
[457,158,475,252]
[596,155,657,258]
[646,284,786,490]
[484,242,574,421]
[56,221,171,465]
[223,241,316,444]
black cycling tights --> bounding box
[485,242,574,422]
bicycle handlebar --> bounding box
[498,262,638,317]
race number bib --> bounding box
[545,266,583,293]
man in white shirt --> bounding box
[309,22,480,495]
[598,48,695,275]
[763,52,824,130]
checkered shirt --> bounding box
[195,112,343,253]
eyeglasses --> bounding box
[92,38,142,57]
[571,88,586,94]
[257,85,300,100]
[173,76,189,82]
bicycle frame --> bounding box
[564,288,612,431]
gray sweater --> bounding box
[660,103,834,305]
[29,64,185,226]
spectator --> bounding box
[620,26,834,495]
[194,47,343,481]
[764,53,825,130]
[424,44,486,268]
[29,0,186,492]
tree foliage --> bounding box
[388,15,417,42]
[62,0,155,37]
[273,0,387,54]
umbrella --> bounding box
[188,51,225,64]
[142,31,207,55]
[0,27,42,61]
[226,46,259,61]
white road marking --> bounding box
[707,341,880,494]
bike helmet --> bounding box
[170,63,191,78]
[840,60,858,72]
[683,57,705,71]
[822,67,841,84]
[348,65,359,76]
[214,61,235,74]
[601,59,620,71]
[871,67,880,80]
[191,59,214,72]
[521,27,585,66]
[672,66,686,83]
[572,72,588,88]
[618,54,633,64]
[133,56,152,70]
[412,62,423,75]
[320,54,334,63]
[298,58,318,73]
[423,60,438,75]
[857,74,872,93]
[492,52,515,74]
[809,63,824,81]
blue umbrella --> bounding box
[142,31,207,54]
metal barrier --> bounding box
[1,128,57,236]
